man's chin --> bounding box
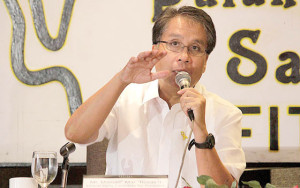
[158,78,179,89]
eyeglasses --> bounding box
[154,40,207,56]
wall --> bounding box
[0,0,300,163]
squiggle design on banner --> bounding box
[4,0,82,115]
[29,0,74,51]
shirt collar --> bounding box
[194,81,205,95]
[142,80,205,104]
[143,79,160,104]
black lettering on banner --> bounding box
[227,30,267,85]
[152,0,180,22]
[271,0,284,5]
[239,106,261,114]
[289,107,300,114]
[271,0,296,8]
[270,107,279,151]
[238,106,261,137]
[288,107,300,138]
[223,0,236,7]
[195,0,217,7]
[283,0,296,8]
[276,51,300,84]
[242,129,252,137]
[243,0,265,6]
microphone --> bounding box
[174,71,195,188]
[175,71,191,89]
[60,142,76,157]
[60,142,76,188]
[175,71,195,121]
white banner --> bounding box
[0,0,299,163]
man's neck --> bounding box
[158,82,180,109]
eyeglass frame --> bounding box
[153,40,208,57]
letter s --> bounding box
[227,30,267,85]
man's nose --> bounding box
[177,47,190,63]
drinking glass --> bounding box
[31,151,58,188]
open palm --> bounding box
[120,50,169,84]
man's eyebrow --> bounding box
[193,39,206,45]
[167,33,183,39]
[166,34,206,45]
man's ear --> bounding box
[202,55,209,74]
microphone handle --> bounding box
[188,109,194,121]
[174,127,193,187]
[181,84,195,121]
[60,169,68,188]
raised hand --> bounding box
[119,50,169,84]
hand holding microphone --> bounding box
[175,71,195,121]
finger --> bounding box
[177,88,200,95]
[177,88,189,95]
[148,56,161,66]
[145,57,152,62]
[136,50,165,61]
[137,51,152,61]
[179,102,190,117]
[148,51,167,66]
[180,96,198,104]
[149,49,158,57]
[128,57,139,65]
[180,96,195,110]
[184,91,201,99]
[156,50,167,58]
[150,70,170,81]
[144,50,163,62]
[181,101,198,113]
[183,97,206,112]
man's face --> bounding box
[154,16,208,90]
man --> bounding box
[65,6,246,187]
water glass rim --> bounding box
[33,151,57,153]
[32,151,57,158]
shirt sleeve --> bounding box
[214,105,246,181]
[95,105,118,143]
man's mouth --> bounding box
[173,70,188,74]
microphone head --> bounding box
[60,142,76,157]
[175,71,191,89]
